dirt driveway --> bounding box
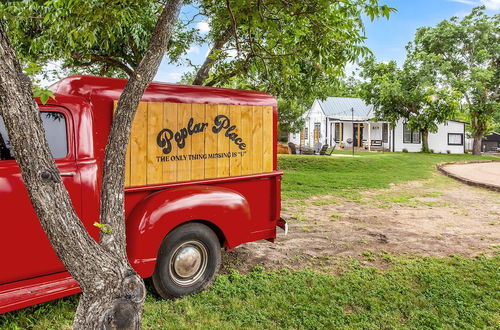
[442,162,500,190]
[222,174,500,273]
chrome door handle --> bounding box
[60,172,76,177]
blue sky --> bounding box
[154,0,500,83]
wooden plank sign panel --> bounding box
[191,104,205,180]
[130,102,148,186]
[263,106,274,172]
[124,102,274,187]
[240,106,253,175]
[216,104,230,178]
[162,103,178,183]
[147,103,163,184]
[252,106,263,174]
[229,105,242,177]
[204,104,218,179]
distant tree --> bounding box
[190,1,394,98]
[412,7,499,155]
[359,55,460,152]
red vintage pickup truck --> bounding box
[0,75,284,314]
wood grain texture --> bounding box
[216,104,230,178]
[130,102,148,186]
[240,106,253,175]
[204,104,218,179]
[191,103,205,180]
[263,106,273,172]
[252,106,263,173]
[229,105,242,177]
[176,103,192,182]
[146,102,163,184]
[162,102,178,183]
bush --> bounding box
[402,148,408,153]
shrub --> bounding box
[402,148,408,153]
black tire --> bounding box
[152,222,221,299]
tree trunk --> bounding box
[472,134,483,155]
[421,130,430,153]
[192,28,232,85]
[0,0,183,328]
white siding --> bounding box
[393,119,423,152]
[393,120,465,153]
[289,100,326,147]
[428,121,465,154]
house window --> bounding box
[0,112,68,160]
[303,128,308,140]
[448,133,463,146]
[334,123,344,142]
[403,124,420,144]
[382,123,388,143]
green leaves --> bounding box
[93,222,113,234]
[359,52,460,135]
[412,7,499,137]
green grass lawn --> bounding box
[279,152,497,200]
[2,256,499,329]
[1,152,499,329]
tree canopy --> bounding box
[411,7,499,154]
[358,53,460,152]
[1,0,395,134]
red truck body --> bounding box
[0,75,282,314]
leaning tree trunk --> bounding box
[0,0,183,328]
[421,130,430,153]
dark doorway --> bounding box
[353,123,364,147]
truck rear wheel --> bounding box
[152,223,221,299]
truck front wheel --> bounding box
[152,223,221,299]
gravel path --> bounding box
[443,162,500,189]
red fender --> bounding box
[126,185,251,278]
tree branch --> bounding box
[71,52,135,76]
[192,27,232,85]
[225,0,240,53]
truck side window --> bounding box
[0,112,68,160]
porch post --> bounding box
[357,123,361,147]
[368,122,371,152]
[340,122,343,147]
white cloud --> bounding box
[449,0,500,10]
[187,46,199,54]
[448,0,477,4]
[196,21,210,33]
[481,0,500,10]
[225,48,238,58]
[166,72,183,82]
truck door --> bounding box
[0,109,82,284]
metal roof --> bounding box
[316,97,374,121]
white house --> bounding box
[288,97,466,154]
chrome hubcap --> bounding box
[170,240,208,286]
